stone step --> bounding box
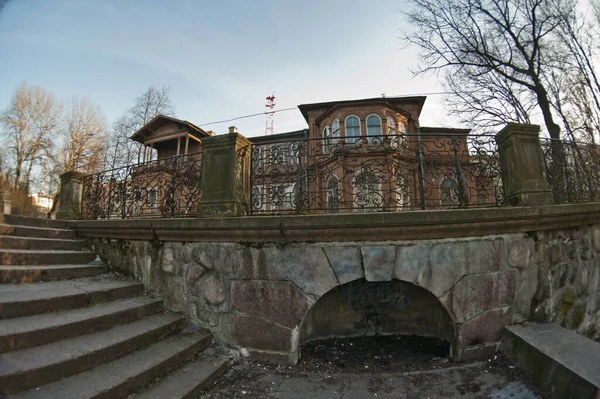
[0,248,96,266]
[0,224,76,240]
[0,314,186,395]
[502,322,600,399]
[0,264,107,283]
[8,332,212,399]
[134,355,229,399]
[0,296,163,352]
[0,235,86,251]
[0,279,144,319]
[0,214,68,229]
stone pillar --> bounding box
[496,123,553,206]
[196,127,252,217]
[0,199,10,215]
[56,171,86,220]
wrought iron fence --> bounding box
[81,152,203,219]
[250,134,503,214]
[541,138,600,204]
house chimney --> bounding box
[228,126,238,134]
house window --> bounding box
[327,176,340,213]
[366,114,382,144]
[332,119,340,142]
[387,116,397,135]
[270,184,296,211]
[440,178,459,207]
[355,170,382,212]
[345,115,361,144]
[323,126,331,154]
[395,173,411,208]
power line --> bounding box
[198,92,452,128]
[199,107,297,127]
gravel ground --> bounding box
[201,336,549,399]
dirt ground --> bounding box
[201,336,549,399]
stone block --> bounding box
[227,314,293,352]
[394,243,430,284]
[593,228,600,252]
[443,271,517,323]
[458,306,513,346]
[507,237,532,269]
[513,265,539,323]
[201,272,226,305]
[185,264,206,288]
[230,280,310,329]
[465,238,504,274]
[420,241,467,297]
[262,245,338,297]
[161,276,186,313]
[161,245,176,274]
[191,243,242,277]
[323,246,363,285]
[361,245,395,281]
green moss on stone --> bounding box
[572,302,586,328]
[557,287,577,315]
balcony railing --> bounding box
[541,138,600,204]
[81,152,202,219]
[249,134,503,214]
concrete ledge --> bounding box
[501,323,600,399]
[68,202,600,243]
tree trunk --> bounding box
[534,82,565,203]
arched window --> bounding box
[387,115,397,135]
[398,122,407,134]
[345,115,360,144]
[323,126,331,154]
[355,169,382,212]
[332,119,340,142]
[327,176,340,213]
[366,114,382,144]
[440,178,459,207]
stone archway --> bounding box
[298,278,455,358]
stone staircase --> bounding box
[0,214,228,398]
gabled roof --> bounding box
[297,96,427,123]
[130,114,210,144]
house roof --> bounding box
[297,96,428,123]
[130,114,211,144]
[248,129,309,145]
[420,126,471,135]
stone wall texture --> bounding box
[87,224,600,363]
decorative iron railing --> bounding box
[541,138,600,204]
[250,134,503,214]
[81,152,203,219]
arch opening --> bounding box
[298,279,454,360]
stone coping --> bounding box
[68,202,600,243]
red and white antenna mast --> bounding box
[265,93,276,135]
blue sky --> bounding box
[0,0,455,137]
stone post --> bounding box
[196,127,252,217]
[0,199,10,215]
[496,123,553,206]
[56,171,86,220]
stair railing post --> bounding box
[56,171,86,220]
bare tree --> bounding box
[404,0,576,140]
[58,98,108,174]
[403,0,583,201]
[0,83,62,193]
[104,86,175,170]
